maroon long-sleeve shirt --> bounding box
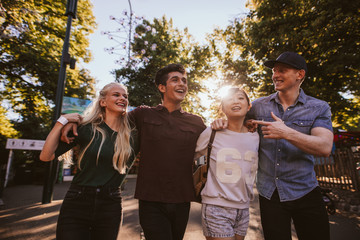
[129,105,206,203]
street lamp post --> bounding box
[42,0,77,204]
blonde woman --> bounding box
[40,82,136,240]
[195,87,259,240]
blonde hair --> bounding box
[77,82,133,174]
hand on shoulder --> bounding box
[58,114,81,144]
[211,119,228,130]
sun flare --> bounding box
[217,86,233,99]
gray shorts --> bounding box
[201,203,249,238]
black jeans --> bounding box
[139,200,191,240]
[259,187,330,240]
[56,184,122,240]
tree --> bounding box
[0,105,19,157]
[215,0,360,130]
[113,16,215,119]
[0,0,97,139]
[0,0,97,183]
[208,21,265,98]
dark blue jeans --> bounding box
[259,187,330,240]
[56,184,122,240]
[139,200,190,240]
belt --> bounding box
[69,184,120,194]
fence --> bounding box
[315,148,360,191]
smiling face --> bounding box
[158,71,188,105]
[272,63,305,92]
[100,84,129,116]
[221,88,250,119]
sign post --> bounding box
[4,139,45,188]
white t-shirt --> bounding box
[194,127,260,209]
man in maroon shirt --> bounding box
[129,64,206,240]
[61,64,206,240]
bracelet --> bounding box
[57,116,69,125]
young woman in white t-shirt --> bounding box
[194,87,259,240]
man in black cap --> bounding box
[212,52,333,240]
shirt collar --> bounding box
[297,88,307,104]
[155,104,184,114]
[270,88,307,106]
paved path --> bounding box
[0,178,359,239]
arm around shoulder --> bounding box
[40,122,64,161]
[40,113,82,161]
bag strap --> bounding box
[206,129,216,171]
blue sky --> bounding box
[84,0,248,91]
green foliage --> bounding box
[215,0,360,130]
[0,106,19,138]
[114,16,215,119]
[0,0,97,141]
[0,0,97,182]
[0,105,19,167]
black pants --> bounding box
[259,187,330,240]
[139,200,190,240]
[56,184,122,240]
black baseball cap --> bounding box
[264,52,307,73]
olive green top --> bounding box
[56,122,138,187]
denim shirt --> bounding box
[248,89,333,201]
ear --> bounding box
[158,84,166,94]
[246,102,252,112]
[99,99,106,107]
[297,69,305,81]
